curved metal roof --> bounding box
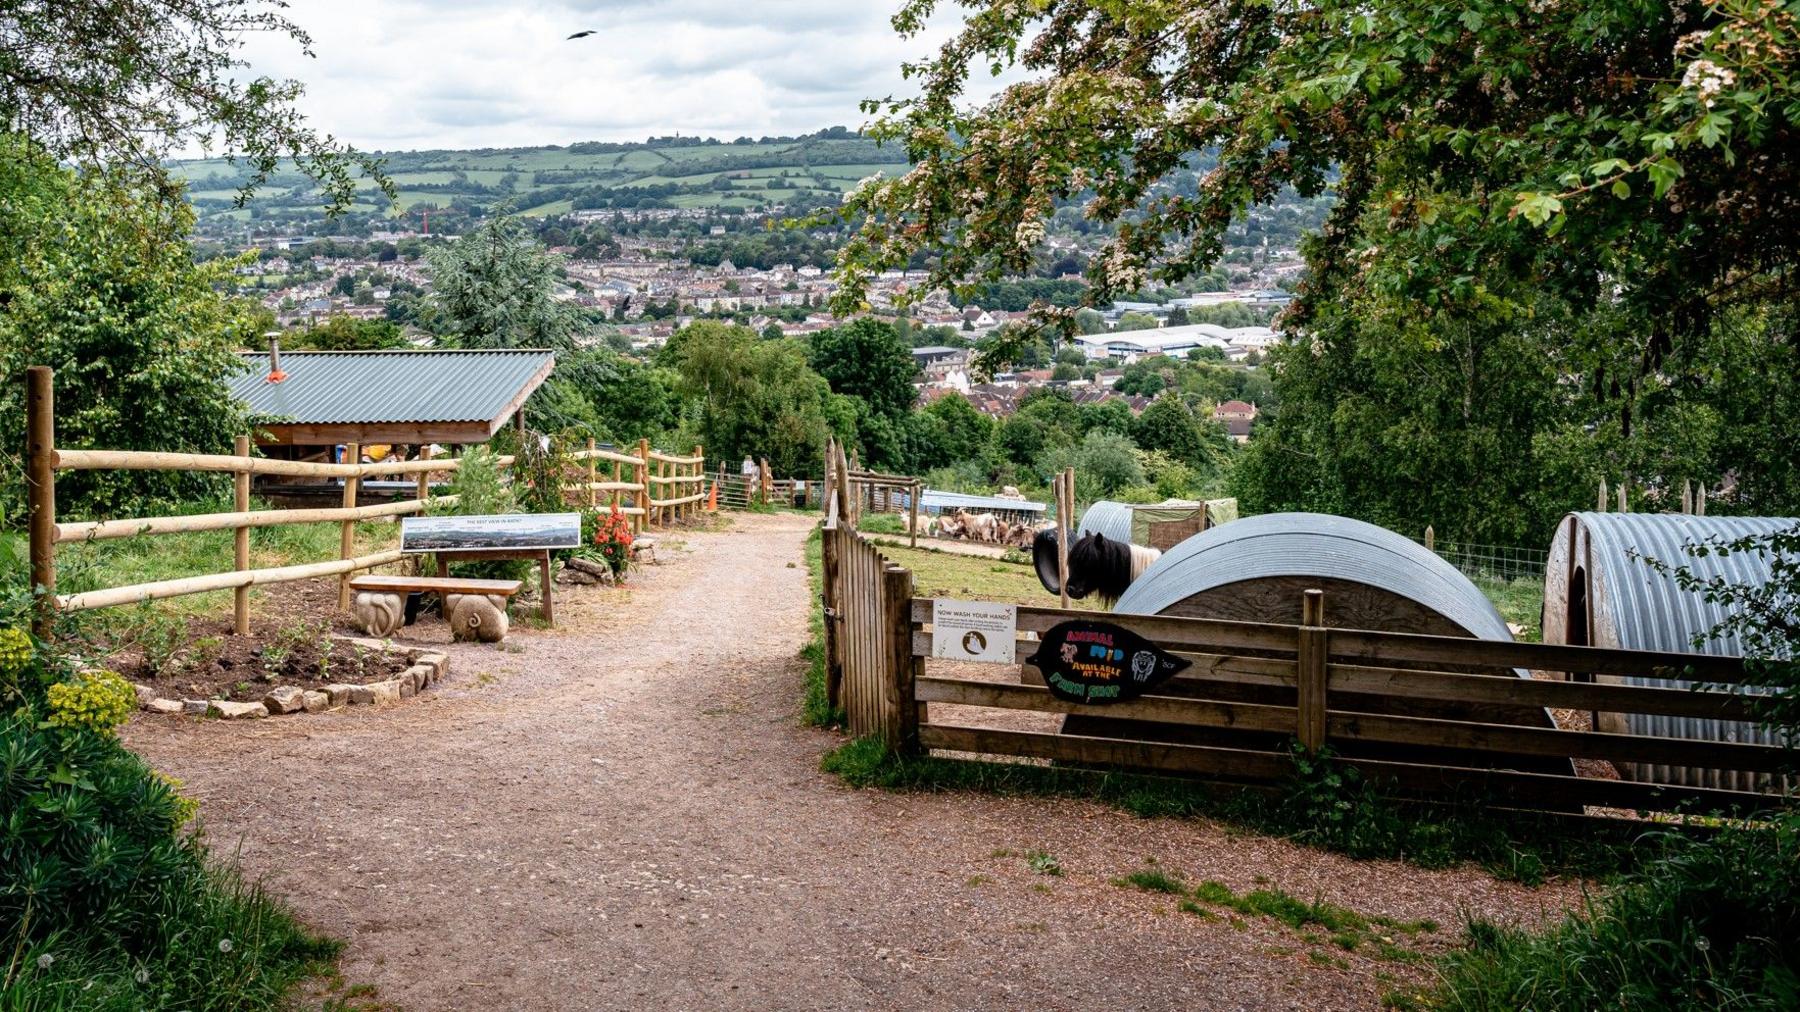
[1077,500,1134,545]
[1114,511,1512,641]
[1574,512,1796,657]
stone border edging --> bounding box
[135,636,450,721]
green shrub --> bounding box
[0,623,337,1007]
[1432,814,1800,1010]
[0,702,204,948]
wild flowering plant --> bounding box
[593,505,634,580]
[42,668,136,735]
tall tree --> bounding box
[0,139,257,519]
[668,322,840,475]
[806,318,919,419]
[426,215,579,350]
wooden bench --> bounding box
[349,574,523,643]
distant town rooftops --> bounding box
[1074,323,1278,359]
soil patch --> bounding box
[106,613,413,704]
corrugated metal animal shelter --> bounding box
[1063,512,1568,775]
[1076,498,1239,549]
[1543,511,1797,789]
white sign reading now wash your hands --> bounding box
[931,599,1018,664]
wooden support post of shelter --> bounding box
[1297,589,1327,751]
[234,434,251,635]
[336,442,360,611]
[26,366,56,639]
[415,445,432,501]
[1598,477,1608,512]
[1424,525,1435,553]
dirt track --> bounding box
[125,512,1578,1011]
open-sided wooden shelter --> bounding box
[229,348,556,447]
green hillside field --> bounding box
[171,131,910,228]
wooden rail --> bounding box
[819,506,1793,820]
[21,366,710,633]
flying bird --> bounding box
[566,30,597,39]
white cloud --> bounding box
[216,0,1012,153]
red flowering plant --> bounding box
[593,504,635,580]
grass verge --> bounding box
[800,525,841,728]
[820,736,1642,882]
[3,859,340,1010]
[1414,811,1800,1011]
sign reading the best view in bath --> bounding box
[1028,620,1191,704]
[932,599,1018,664]
[400,513,582,553]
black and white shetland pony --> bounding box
[1031,529,1161,606]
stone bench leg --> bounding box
[445,593,510,643]
[352,591,406,637]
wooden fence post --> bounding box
[586,437,598,509]
[884,562,919,754]
[822,522,843,714]
[908,479,921,549]
[1056,469,1073,610]
[637,438,650,534]
[234,434,251,635]
[337,441,360,610]
[26,366,56,640]
[1424,525,1435,553]
[693,444,704,520]
[1297,589,1327,751]
[822,439,836,517]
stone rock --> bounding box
[133,682,159,705]
[351,591,406,637]
[322,684,355,706]
[556,568,598,586]
[300,690,332,713]
[351,680,401,706]
[145,698,184,715]
[207,700,267,720]
[444,593,509,643]
[263,685,305,714]
[181,699,211,715]
[565,556,612,578]
[397,675,416,698]
[406,663,434,689]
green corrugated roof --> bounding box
[230,350,555,424]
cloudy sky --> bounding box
[229,0,1006,153]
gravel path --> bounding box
[124,512,1580,1011]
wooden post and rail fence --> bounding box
[21,366,707,638]
[819,517,1793,821]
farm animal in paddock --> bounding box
[962,511,1001,543]
[996,485,1026,501]
[1031,530,1163,604]
[902,512,936,537]
[936,512,965,539]
[1010,523,1042,550]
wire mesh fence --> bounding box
[1413,538,1549,584]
